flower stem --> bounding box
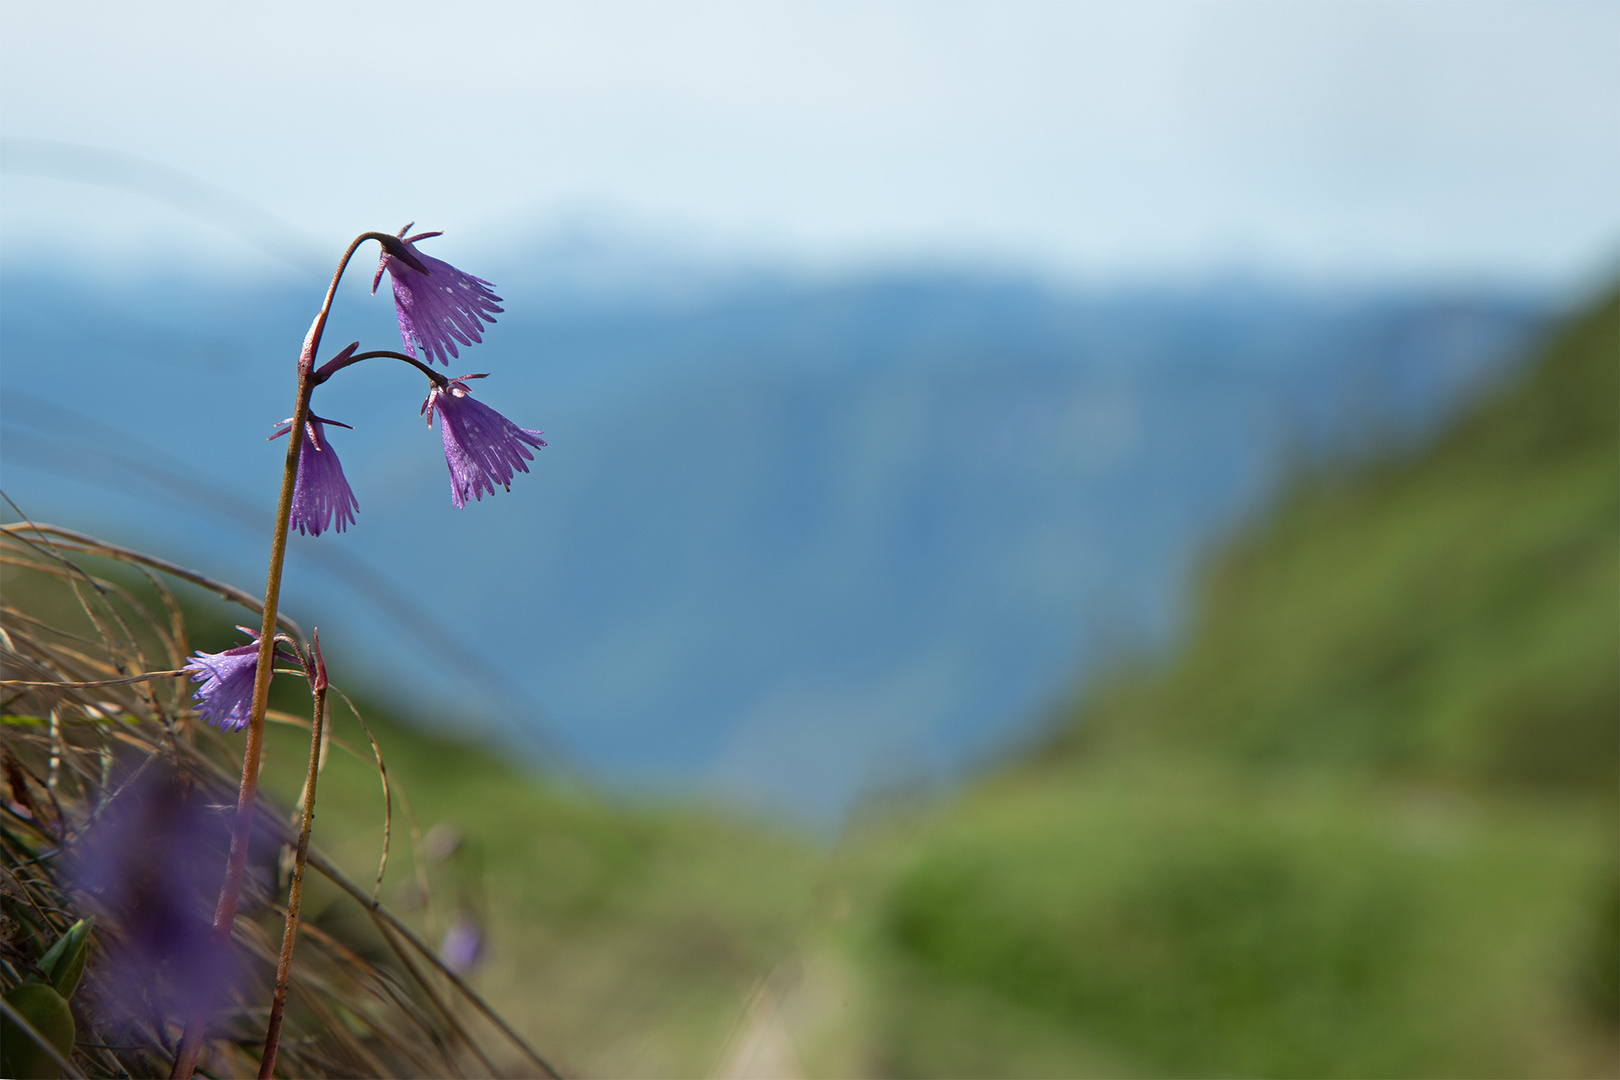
[313,349,450,389]
[170,232,394,1080]
[258,632,327,1080]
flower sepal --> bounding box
[376,229,431,275]
[312,342,362,383]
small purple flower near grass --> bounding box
[423,375,546,509]
[271,414,359,536]
[373,225,503,366]
[439,910,484,975]
[73,764,243,1031]
[184,628,296,732]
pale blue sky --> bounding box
[2,1,1616,284]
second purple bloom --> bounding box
[272,416,359,536]
[374,228,503,367]
[423,376,546,509]
[184,628,296,732]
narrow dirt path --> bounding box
[715,974,803,1080]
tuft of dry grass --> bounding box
[1,519,559,1078]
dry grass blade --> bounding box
[2,671,187,688]
[1,522,306,643]
[328,686,395,905]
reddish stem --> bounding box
[258,630,328,1078]
[170,231,396,1079]
[313,347,451,388]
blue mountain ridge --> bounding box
[0,254,1545,821]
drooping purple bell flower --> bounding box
[372,225,503,366]
[422,375,546,509]
[270,414,359,536]
[183,628,295,732]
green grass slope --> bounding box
[252,703,822,1079]
[847,290,1620,1078]
[1061,289,1618,789]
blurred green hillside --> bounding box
[840,289,1619,1077]
[251,706,823,1079]
[1055,289,1617,789]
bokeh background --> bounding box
[2,3,1616,1076]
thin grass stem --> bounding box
[0,522,307,642]
[1,670,187,688]
[329,686,394,905]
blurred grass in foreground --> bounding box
[0,541,822,1077]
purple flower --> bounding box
[271,414,359,536]
[423,375,546,509]
[183,628,293,732]
[372,225,503,366]
[73,764,243,1030]
[439,910,484,975]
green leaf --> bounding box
[37,917,93,999]
[2,981,75,1078]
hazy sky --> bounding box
[2,1,1616,284]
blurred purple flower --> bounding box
[372,226,503,366]
[184,628,294,732]
[423,376,546,509]
[439,910,484,975]
[73,765,241,1030]
[271,414,359,536]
